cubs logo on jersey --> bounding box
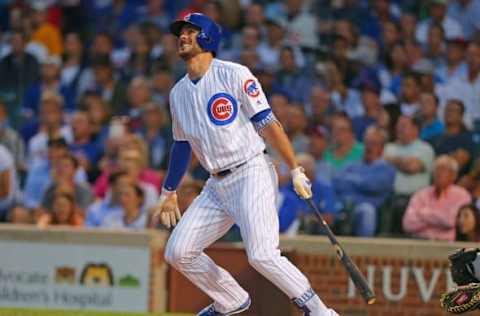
[207,92,238,126]
[243,79,260,97]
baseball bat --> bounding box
[305,198,376,305]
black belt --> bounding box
[212,160,248,178]
[212,150,267,179]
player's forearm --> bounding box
[261,121,298,170]
[162,141,192,191]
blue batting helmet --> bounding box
[169,13,222,55]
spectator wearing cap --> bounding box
[403,155,471,241]
[0,101,25,172]
[431,99,475,176]
[447,0,480,40]
[27,91,73,169]
[278,153,337,235]
[352,79,389,140]
[307,125,333,184]
[415,0,463,45]
[325,113,364,171]
[332,126,395,236]
[418,92,445,142]
[435,38,468,84]
[22,55,75,119]
[0,144,18,222]
[30,2,63,56]
[437,41,480,128]
[0,31,40,104]
[412,59,442,94]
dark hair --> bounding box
[51,192,76,225]
[59,153,79,169]
[447,99,465,115]
[47,137,68,148]
[108,170,129,185]
[422,91,439,106]
[455,204,480,242]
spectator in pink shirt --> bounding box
[403,155,471,241]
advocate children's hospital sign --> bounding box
[0,240,150,312]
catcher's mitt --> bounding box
[440,283,480,314]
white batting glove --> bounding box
[291,166,312,199]
[151,189,182,229]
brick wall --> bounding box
[159,236,475,316]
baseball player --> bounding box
[152,13,338,316]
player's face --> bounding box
[178,25,203,60]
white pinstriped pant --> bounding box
[164,154,314,313]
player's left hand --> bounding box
[151,190,182,229]
[291,166,312,199]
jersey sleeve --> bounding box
[236,66,270,118]
[169,92,187,141]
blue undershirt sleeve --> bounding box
[163,140,192,191]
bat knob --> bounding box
[367,297,376,305]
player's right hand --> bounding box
[151,189,182,229]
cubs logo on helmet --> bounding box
[243,79,260,97]
[207,93,238,126]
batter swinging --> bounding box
[152,13,338,316]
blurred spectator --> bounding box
[0,144,18,222]
[380,20,401,60]
[90,55,128,116]
[447,0,480,40]
[36,192,84,228]
[82,92,112,143]
[418,92,444,142]
[459,159,480,206]
[285,106,308,153]
[61,32,86,100]
[69,110,102,177]
[307,125,332,184]
[324,113,364,171]
[123,30,155,80]
[278,153,337,235]
[435,38,468,83]
[332,126,395,237]
[30,3,63,56]
[415,0,463,45]
[305,85,334,126]
[379,42,408,95]
[126,76,152,129]
[258,16,304,70]
[274,46,313,103]
[431,99,475,176]
[399,72,421,116]
[27,91,72,168]
[138,0,171,31]
[92,0,140,37]
[424,23,445,67]
[400,11,418,42]
[40,153,93,214]
[0,31,40,107]
[157,34,186,81]
[455,203,480,242]
[99,183,147,230]
[352,80,390,140]
[412,58,438,93]
[21,138,86,213]
[150,68,174,107]
[137,102,171,170]
[283,0,318,49]
[385,115,434,195]
[403,155,471,241]
[0,101,25,171]
[437,41,480,128]
[22,55,75,117]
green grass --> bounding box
[0,309,194,316]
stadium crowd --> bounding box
[0,0,480,242]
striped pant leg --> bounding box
[222,157,311,299]
[164,185,249,312]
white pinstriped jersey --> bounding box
[169,58,270,173]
